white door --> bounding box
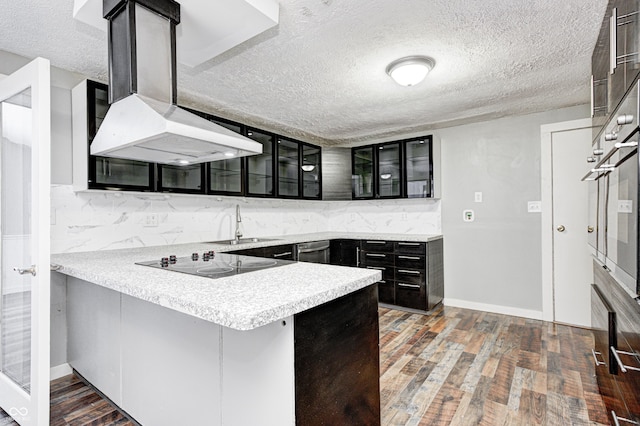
[0,58,51,425]
[542,120,593,327]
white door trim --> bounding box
[540,118,593,322]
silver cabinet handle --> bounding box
[557,225,566,232]
[611,410,639,426]
[617,114,634,126]
[366,266,386,271]
[610,346,640,373]
[398,269,421,275]
[610,8,618,74]
[365,241,386,244]
[366,253,386,258]
[398,255,420,260]
[398,242,420,246]
[14,265,36,276]
[588,226,594,233]
[356,247,360,267]
[273,252,292,258]
[591,349,606,366]
[50,264,62,271]
[590,74,594,118]
[398,283,420,289]
[379,280,386,284]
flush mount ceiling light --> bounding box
[386,56,436,87]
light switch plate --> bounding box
[528,201,542,213]
[475,192,482,203]
[618,200,633,213]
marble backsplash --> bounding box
[51,185,441,254]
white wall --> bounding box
[437,105,589,317]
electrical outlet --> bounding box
[401,212,408,221]
[463,209,474,222]
[618,200,633,213]
[144,213,159,227]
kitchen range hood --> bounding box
[91,0,262,164]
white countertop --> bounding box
[51,232,441,330]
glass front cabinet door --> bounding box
[246,128,275,197]
[301,143,321,199]
[352,146,375,198]
[405,136,433,198]
[377,142,402,198]
[207,117,245,195]
[87,80,155,191]
[277,137,300,198]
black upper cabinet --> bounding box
[206,116,245,196]
[157,163,206,194]
[246,128,276,197]
[275,138,323,199]
[301,143,321,199]
[277,137,300,198]
[352,146,375,198]
[405,137,434,198]
[87,80,155,191]
[352,136,433,200]
[82,81,321,199]
[377,142,402,198]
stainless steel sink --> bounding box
[209,238,280,245]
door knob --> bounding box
[588,226,594,233]
[557,225,566,232]
[14,265,36,276]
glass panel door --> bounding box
[209,119,244,195]
[405,138,432,198]
[88,81,153,191]
[277,138,299,197]
[246,129,274,196]
[302,144,321,199]
[0,58,51,425]
[377,142,401,198]
[158,164,205,193]
[352,146,374,198]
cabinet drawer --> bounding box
[362,240,394,252]
[365,265,394,282]
[363,252,394,267]
[395,282,426,311]
[395,268,423,285]
[394,242,426,255]
[395,254,425,270]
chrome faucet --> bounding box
[234,204,243,242]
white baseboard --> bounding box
[50,363,72,380]
[444,298,544,321]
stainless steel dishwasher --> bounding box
[296,240,331,263]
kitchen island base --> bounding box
[66,277,380,425]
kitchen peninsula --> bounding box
[51,232,440,425]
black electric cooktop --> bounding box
[136,251,295,279]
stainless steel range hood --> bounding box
[91,0,262,165]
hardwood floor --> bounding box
[0,305,611,425]
[0,375,135,426]
[379,305,610,425]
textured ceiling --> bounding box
[0,0,608,146]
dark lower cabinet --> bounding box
[592,261,640,424]
[294,285,380,425]
[330,239,361,267]
[361,238,443,311]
